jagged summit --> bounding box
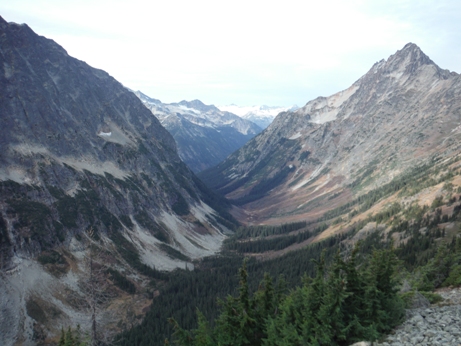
[365,42,438,78]
[386,43,434,70]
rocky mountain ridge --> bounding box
[135,91,262,172]
[199,43,461,225]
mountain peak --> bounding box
[401,42,421,51]
[370,42,436,77]
[392,42,433,65]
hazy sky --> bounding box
[2,0,461,107]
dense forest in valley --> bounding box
[110,159,461,346]
[113,225,461,345]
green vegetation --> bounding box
[106,268,136,294]
[0,216,10,246]
[115,232,351,346]
[58,325,88,346]
[7,198,52,245]
[109,229,167,279]
[222,221,335,255]
[115,164,461,345]
[224,231,312,253]
[159,244,191,262]
[233,221,307,239]
[26,299,47,323]
[400,291,443,308]
[319,159,456,223]
[410,237,461,290]
[37,250,66,266]
[134,211,170,243]
[169,247,404,346]
[119,214,134,229]
[172,193,190,216]
[299,150,310,162]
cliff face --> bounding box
[0,16,233,344]
[199,43,461,224]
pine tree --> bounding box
[342,245,379,343]
[365,248,404,334]
[215,259,257,346]
[65,327,74,346]
[316,252,349,344]
[59,327,66,346]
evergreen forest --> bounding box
[112,159,461,346]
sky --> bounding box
[1,0,461,107]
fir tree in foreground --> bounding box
[169,247,405,346]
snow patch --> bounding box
[178,105,202,114]
[97,131,112,137]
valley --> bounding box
[1,15,461,346]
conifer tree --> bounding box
[215,259,257,345]
[316,252,349,344]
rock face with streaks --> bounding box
[0,16,234,344]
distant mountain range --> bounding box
[134,91,262,172]
[217,104,299,129]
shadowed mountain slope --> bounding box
[0,16,237,344]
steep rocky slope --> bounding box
[200,43,461,225]
[0,16,236,344]
[135,92,262,173]
[373,288,461,346]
